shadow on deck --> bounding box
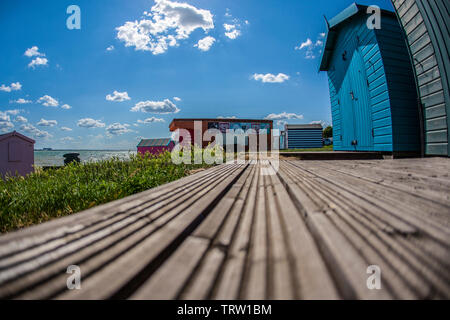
[0,158,449,299]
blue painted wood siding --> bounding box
[376,15,421,152]
[287,129,323,149]
[392,0,450,156]
[326,12,420,152]
[328,15,392,151]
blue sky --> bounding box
[0,0,393,149]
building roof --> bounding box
[169,118,273,131]
[0,131,35,144]
[137,138,173,147]
[319,3,396,71]
[285,124,323,130]
[170,118,273,123]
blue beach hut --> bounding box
[319,3,421,153]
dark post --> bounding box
[63,153,81,165]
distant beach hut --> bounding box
[285,124,324,149]
[137,138,175,156]
[0,131,35,177]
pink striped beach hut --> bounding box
[137,138,175,156]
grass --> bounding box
[280,145,333,152]
[0,152,211,233]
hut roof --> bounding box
[319,3,396,71]
[0,131,35,144]
[137,138,172,147]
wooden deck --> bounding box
[0,158,449,299]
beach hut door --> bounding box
[341,37,373,150]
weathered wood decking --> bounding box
[0,158,449,299]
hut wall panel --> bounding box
[392,0,450,156]
[376,14,421,152]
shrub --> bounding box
[0,152,211,233]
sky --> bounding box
[0,0,394,150]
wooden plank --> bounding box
[280,161,449,298]
[179,248,225,300]
[277,162,393,299]
[240,164,267,299]
[131,163,256,299]
[287,161,450,244]
[0,163,231,254]
[264,172,294,299]
[0,164,244,299]
[54,164,246,300]
[282,160,450,298]
[0,165,238,270]
[266,164,339,299]
[212,163,260,299]
[131,236,210,299]
[180,164,258,299]
[305,160,450,206]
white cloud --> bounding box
[137,117,165,124]
[265,112,304,121]
[24,46,45,57]
[319,33,326,38]
[61,127,73,131]
[295,34,325,59]
[0,82,22,92]
[106,45,115,51]
[106,123,132,135]
[15,116,28,123]
[276,120,288,127]
[217,116,237,119]
[116,0,214,55]
[77,118,106,128]
[194,36,216,51]
[310,120,329,127]
[296,38,312,50]
[28,57,48,68]
[37,95,59,107]
[173,96,181,102]
[61,104,72,110]
[224,23,241,39]
[37,118,58,127]
[0,112,10,122]
[225,29,241,40]
[11,98,31,104]
[20,123,52,138]
[60,137,74,142]
[223,23,235,32]
[106,90,131,102]
[3,109,21,116]
[131,99,180,114]
[0,112,14,132]
[252,73,290,83]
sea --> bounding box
[34,150,137,167]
